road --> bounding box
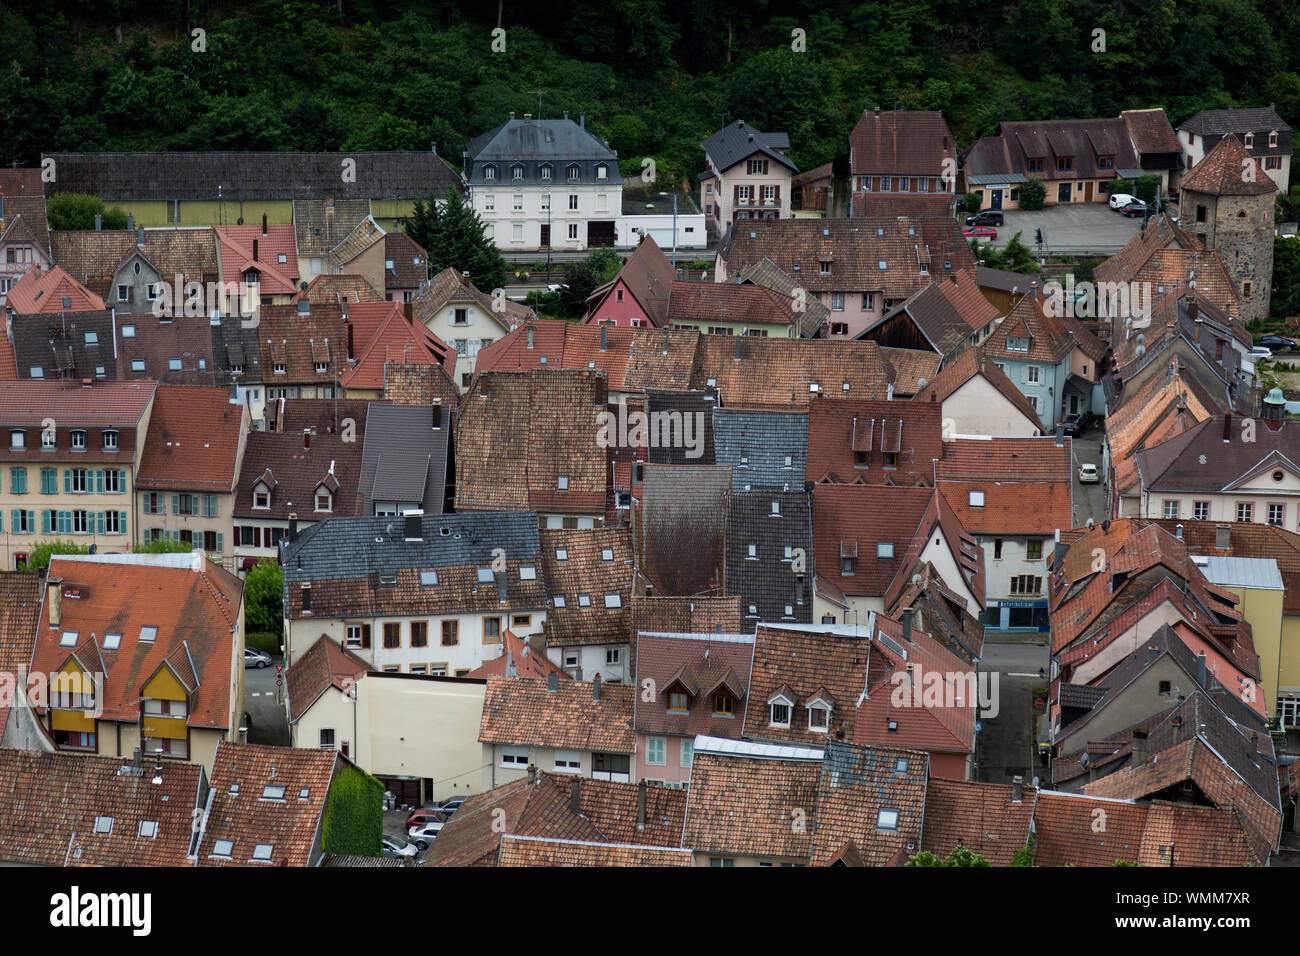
[1070,421,1110,527]
[976,635,1051,786]
[243,657,290,746]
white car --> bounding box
[1250,345,1272,359]
[1078,463,1100,484]
[1109,193,1137,210]
[381,835,418,859]
[408,822,444,850]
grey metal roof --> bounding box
[282,510,540,582]
[700,121,798,175]
[44,152,463,202]
[713,408,809,490]
[357,403,450,516]
[964,172,1028,185]
[1192,555,1284,591]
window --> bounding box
[1269,504,1285,526]
[668,691,688,712]
[1010,575,1043,595]
[1163,500,1179,519]
[877,542,894,559]
[603,593,622,608]
[1192,501,1210,521]
[831,292,844,311]
[261,784,286,801]
[1266,155,1282,170]
[512,615,531,629]
[994,538,1004,560]
[605,647,620,665]
[1026,366,1039,384]
[383,622,400,648]
[808,704,829,731]
[1056,157,1072,171]
[568,193,579,211]
[138,820,158,839]
[410,621,428,648]
[577,594,592,608]
[709,858,735,867]
[252,844,274,862]
[501,747,529,768]
[1026,540,1043,561]
[841,555,856,574]
[41,469,56,494]
[647,737,666,765]
[770,701,791,727]
[877,808,899,830]
[70,431,86,452]
[1236,503,1253,523]
[553,595,566,608]
[713,693,734,716]
[554,750,581,772]
[9,429,24,451]
[345,624,364,648]
[1159,680,1172,696]
[878,260,888,271]
[441,621,459,646]
[680,738,694,767]
[557,475,569,490]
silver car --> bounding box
[381,835,418,859]
[244,648,273,669]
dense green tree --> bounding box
[244,559,284,636]
[906,846,992,866]
[408,188,508,294]
[46,194,128,230]
[18,541,90,572]
[1018,177,1047,211]
[1271,236,1300,320]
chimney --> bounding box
[127,214,134,231]
[1216,523,1231,551]
[94,214,102,230]
[547,671,558,692]
[288,513,298,541]
[1055,424,1064,446]
[1031,280,1038,299]
[600,323,607,351]
[1132,729,1148,766]
[132,747,142,772]
[1222,411,1232,442]
[345,321,354,359]
[431,403,442,429]
[637,779,647,830]
[527,763,536,783]
[303,428,311,449]
[1195,653,1206,688]
[902,608,914,644]
[403,300,413,323]
[261,213,268,236]
[136,226,145,246]
[509,111,515,120]
[47,577,62,628]
[734,336,742,361]
[495,569,507,604]
[1011,775,1024,803]
[524,113,532,120]
[570,777,581,812]
[592,673,602,701]
[253,238,259,262]
[579,113,585,129]
[527,326,535,349]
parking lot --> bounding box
[980,202,1145,256]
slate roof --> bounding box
[726,491,813,629]
[936,437,1073,535]
[455,370,608,515]
[914,347,1043,431]
[637,463,732,596]
[233,430,364,521]
[31,553,242,729]
[210,312,264,386]
[356,401,450,516]
[479,675,635,752]
[466,117,618,180]
[633,631,756,739]
[0,169,51,255]
[1181,107,1291,153]
[196,742,339,867]
[811,483,934,599]
[692,336,894,410]
[258,302,347,384]
[497,834,692,866]
[644,389,717,464]
[1179,134,1278,196]
[1135,416,1300,493]
[293,200,373,258]
[921,778,1035,865]
[135,385,246,491]
[45,152,462,202]
[720,218,976,302]
[701,120,796,175]
[712,408,808,491]
[0,748,202,866]
[286,636,369,723]
[541,527,635,648]
[850,110,955,177]
[805,396,943,486]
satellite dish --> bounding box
[916,377,927,389]
[237,217,244,225]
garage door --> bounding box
[378,775,421,807]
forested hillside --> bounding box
[1,0,1298,183]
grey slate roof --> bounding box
[210,313,265,386]
[43,152,463,202]
[725,491,813,632]
[638,463,732,596]
[464,118,617,186]
[645,390,717,465]
[283,511,540,583]
[701,121,798,175]
[712,408,809,491]
[1180,108,1292,155]
[1059,683,1106,709]
[357,402,450,517]
[11,310,118,381]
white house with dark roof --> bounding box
[465,113,621,252]
[1177,106,1292,194]
[699,120,798,240]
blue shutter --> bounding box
[119,511,128,536]
[95,470,104,494]
[215,532,223,553]
[9,510,16,533]
[63,469,71,493]
[172,494,179,515]
[41,510,51,534]
[96,511,105,535]
[119,469,126,493]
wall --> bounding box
[472,183,623,252]
[546,641,631,684]
[634,732,695,786]
[940,376,1040,437]
[615,213,707,250]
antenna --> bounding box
[529,89,546,118]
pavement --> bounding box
[1069,421,1110,527]
[976,635,1051,787]
[243,657,290,746]
[982,203,1143,256]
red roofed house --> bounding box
[937,436,1073,629]
[849,110,958,217]
[29,552,245,769]
[215,223,301,300]
[0,168,52,306]
[338,300,453,399]
[135,385,251,572]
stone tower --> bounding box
[1178,133,1277,323]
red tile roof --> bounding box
[1180,133,1279,196]
[286,635,370,722]
[805,396,943,486]
[633,631,756,739]
[215,225,300,295]
[497,834,692,866]
[1121,109,1182,155]
[5,265,105,314]
[664,279,797,329]
[540,527,635,648]
[850,111,956,177]
[257,302,347,384]
[936,437,1073,535]
[812,483,934,598]
[479,675,635,753]
[338,301,452,391]
[921,778,1036,864]
[465,629,568,682]
[914,347,1042,431]
[1030,791,1148,865]
[135,385,247,491]
[586,237,675,326]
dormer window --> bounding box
[540,163,552,181]
[314,488,332,512]
[1244,132,1254,148]
[70,430,87,451]
[253,484,271,509]
[769,695,793,728]
[567,164,580,181]
[713,692,734,716]
[102,430,119,451]
[511,163,525,180]
[557,475,569,490]
[314,362,328,374]
[668,691,689,712]
[596,163,608,180]
[808,701,830,732]
[483,164,496,181]
[1269,131,1278,148]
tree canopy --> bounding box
[407,188,508,293]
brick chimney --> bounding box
[570,777,580,813]
[47,577,63,628]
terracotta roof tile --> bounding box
[50,228,220,290]
[812,484,934,598]
[541,528,634,647]
[629,596,743,635]
[258,302,347,384]
[1030,791,1148,865]
[233,430,364,521]
[914,347,1042,430]
[633,631,756,739]
[215,226,299,295]
[881,347,942,396]
[1121,109,1182,155]
[383,232,428,290]
[382,362,460,407]
[286,635,369,722]
[479,675,635,753]
[136,385,247,491]
[850,111,956,177]
[1136,800,1263,866]
[809,740,929,865]
[5,265,105,313]
[465,628,568,681]
[1180,134,1278,196]
[936,437,1073,534]
[497,834,692,866]
[637,464,731,595]
[921,778,1035,864]
[806,396,943,486]
[298,273,385,305]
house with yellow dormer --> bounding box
[28,551,245,771]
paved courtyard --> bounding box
[982,202,1145,256]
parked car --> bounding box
[963,225,998,239]
[1109,193,1137,210]
[244,648,272,669]
[1059,413,1088,437]
[408,822,444,851]
[1259,335,1297,350]
[1121,200,1148,218]
[1078,463,1100,484]
[434,796,468,819]
[381,834,418,859]
[1249,345,1273,359]
[964,210,1004,227]
[406,808,448,830]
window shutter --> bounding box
[119,511,127,536]
[63,469,71,494]
[96,511,105,535]
[118,469,126,492]
[27,511,34,533]
[361,624,371,649]
[0,511,3,533]
[233,524,241,545]
[216,532,224,553]
[95,470,104,494]
[9,510,16,532]
[172,494,179,515]
[733,184,740,206]
[773,184,780,204]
